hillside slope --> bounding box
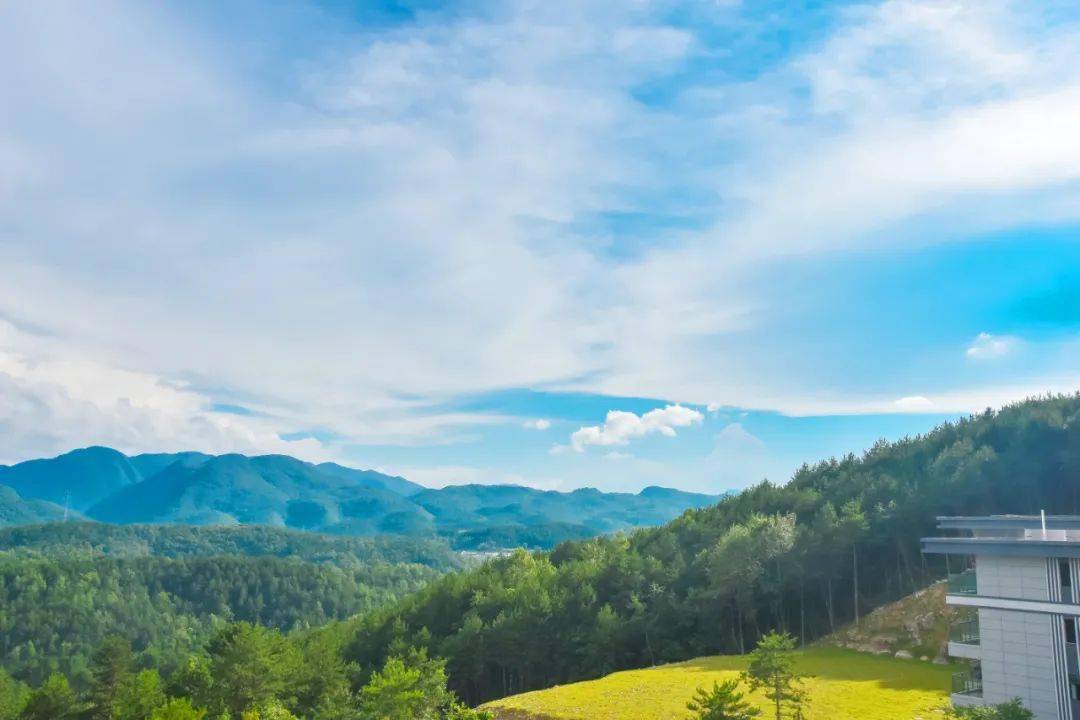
[482,647,953,720]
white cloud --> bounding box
[894,395,936,412]
[522,418,552,431]
[0,320,331,465]
[569,404,703,452]
[966,332,1019,360]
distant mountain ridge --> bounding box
[0,447,720,549]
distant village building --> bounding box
[923,515,1080,720]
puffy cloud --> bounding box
[966,332,1018,360]
[569,405,703,452]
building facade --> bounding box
[922,515,1080,720]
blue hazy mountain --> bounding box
[0,446,141,511]
[0,448,720,549]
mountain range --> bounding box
[0,447,719,549]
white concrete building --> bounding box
[923,515,1080,720]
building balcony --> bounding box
[950,618,979,645]
[947,617,981,660]
[951,669,983,698]
[947,568,978,595]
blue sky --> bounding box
[0,0,1077,492]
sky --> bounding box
[0,0,1078,493]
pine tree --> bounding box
[89,636,133,720]
[742,632,806,720]
[686,678,761,720]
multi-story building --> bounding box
[922,515,1080,720]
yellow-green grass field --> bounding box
[483,647,955,720]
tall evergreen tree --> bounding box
[89,636,133,720]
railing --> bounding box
[948,569,977,595]
[950,618,980,645]
[952,670,983,697]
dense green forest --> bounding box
[0,525,462,687]
[0,553,443,687]
[340,394,1080,705]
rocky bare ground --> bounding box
[822,581,960,663]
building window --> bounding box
[1066,618,1077,645]
[1061,559,1072,588]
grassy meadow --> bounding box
[483,647,954,720]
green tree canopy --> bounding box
[205,623,303,718]
[18,673,80,720]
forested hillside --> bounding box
[340,394,1080,705]
[0,524,459,686]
